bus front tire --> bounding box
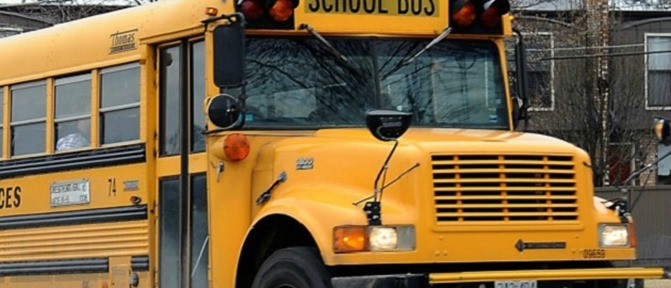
[251,247,331,288]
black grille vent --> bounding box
[432,154,578,224]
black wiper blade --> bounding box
[299,23,349,62]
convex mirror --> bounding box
[207,94,242,130]
[366,110,412,142]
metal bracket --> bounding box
[256,172,287,205]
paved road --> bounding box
[645,279,671,287]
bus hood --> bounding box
[312,127,582,155]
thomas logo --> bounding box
[109,29,137,54]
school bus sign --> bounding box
[305,0,439,17]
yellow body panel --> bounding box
[0,221,148,262]
[0,0,660,287]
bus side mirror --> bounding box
[655,117,671,145]
[213,19,246,88]
[207,94,243,129]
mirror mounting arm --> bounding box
[201,12,245,29]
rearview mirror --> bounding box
[213,18,245,88]
[366,110,412,142]
[655,117,671,145]
[207,94,243,130]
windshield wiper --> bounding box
[299,23,363,78]
[299,23,349,62]
[382,27,453,80]
[404,26,453,65]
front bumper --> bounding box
[331,267,669,288]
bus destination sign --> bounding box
[50,179,91,207]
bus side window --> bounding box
[100,63,140,145]
[54,74,91,152]
[191,40,206,153]
[10,81,46,157]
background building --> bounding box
[511,0,671,187]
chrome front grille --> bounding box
[432,154,578,224]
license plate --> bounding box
[494,280,537,288]
[50,179,90,207]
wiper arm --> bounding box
[382,27,453,80]
[403,26,453,65]
[299,23,349,62]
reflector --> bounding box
[205,7,218,16]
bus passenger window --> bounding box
[10,81,46,157]
[100,63,140,145]
[159,46,181,156]
[191,41,205,153]
[54,74,91,151]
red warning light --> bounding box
[480,0,510,28]
[269,0,295,22]
[240,0,264,21]
[451,0,476,27]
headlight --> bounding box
[599,224,629,247]
[333,225,415,253]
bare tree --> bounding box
[513,11,657,187]
[6,0,150,24]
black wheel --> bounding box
[251,247,331,288]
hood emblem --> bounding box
[296,157,314,170]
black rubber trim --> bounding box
[0,205,147,230]
[0,258,108,276]
[131,255,149,271]
[0,255,150,276]
[0,143,146,179]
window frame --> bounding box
[657,143,671,184]
[644,33,671,110]
[10,80,47,157]
[158,43,182,157]
[606,142,635,185]
[54,73,92,152]
[522,32,555,112]
[99,62,141,146]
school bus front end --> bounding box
[203,0,668,286]
[210,130,665,287]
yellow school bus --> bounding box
[0,0,668,287]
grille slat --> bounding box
[435,203,578,209]
[432,154,578,224]
[435,187,577,192]
[434,168,575,174]
[435,178,576,184]
[435,195,578,201]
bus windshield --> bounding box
[240,37,509,130]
